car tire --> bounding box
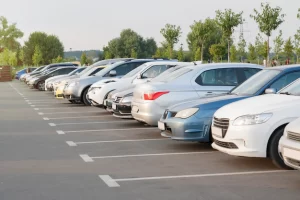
[268,127,293,170]
[37,81,45,91]
[82,87,91,106]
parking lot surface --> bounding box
[1,81,300,200]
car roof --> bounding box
[142,61,189,66]
[186,63,263,70]
[263,64,300,71]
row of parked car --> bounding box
[20,59,300,171]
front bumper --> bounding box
[279,136,300,170]
[55,86,64,99]
[63,86,81,101]
[112,102,133,119]
[87,87,103,105]
[131,101,165,126]
[159,115,212,142]
[211,123,270,158]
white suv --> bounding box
[279,117,300,170]
[212,78,300,169]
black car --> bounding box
[31,67,78,90]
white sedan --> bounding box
[279,117,300,170]
[212,78,300,169]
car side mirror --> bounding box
[109,70,117,77]
[265,88,276,94]
[137,73,142,79]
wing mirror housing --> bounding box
[265,88,276,94]
[109,70,117,77]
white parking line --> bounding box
[44,115,110,120]
[66,138,168,146]
[80,154,94,162]
[51,120,133,126]
[85,151,215,160]
[56,130,65,135]
[61,127,157,134]
[100,170,289,188]
[39,111,102,115]
[49,123,56,127]
[34,108,39,110]
[43,117,49,120]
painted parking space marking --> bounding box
[34,108,39,110]
[50,120,133,126]
[60,127,157,134]
[66,138,168,146]
[82,151,215,161]
[43,117,49,120]
[43,115,110,120]
[48,123,56,127]
[80,154,94,162]
[39,111,102,115]
[56,130,65,135]
[99,170,289,188]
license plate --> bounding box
[112,103,117,110]
[283,148,300,160]
[212,126,223,138]
[103,100,107,106]
[132,105,139,113]
[158,121,166,130]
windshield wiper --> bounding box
[279,92,291,95]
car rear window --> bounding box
[160,67,193,82]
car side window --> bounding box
[90,68,103,75]
[142,65,168,78]
[270,71,300,91]
[242,68,261,79]
[196,68,238,86]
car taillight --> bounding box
[143,91,169,100]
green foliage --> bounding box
[19,48,24,65]
[0,16,23,51]
[160,24,182,58]
[284,37,294,59]
[273,30,284,59]
[0,48,11,65]
[209,44,226,62]
[52,55,63,63]
[177,46,183,61]
[255,33,268,59]
[194,48,201,61]
[23,32,64,65]
[154,48,162,58]
[294,29,300,63]
[105,51,112,59]
[248,43,257,61]
[237,33,246,60]
[80,52,87,65]
[215,9,243,62]
[131,49,137,58]
[32,45,43,66]
[230,45,237,62]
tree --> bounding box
[215,9,243,62]
[177,45,184,61]
[19,48,24,65]
[248,43,257,61]
[189,18,217,61]
[209,44,226,62]
[237,32,246,61]
[154,48,163,58]
[294,31,300,63]
[80,52,87,65]
[160,24,182,59]
[273,30,284,60]
[255,33,268,62]
[0,16,23,51]
[0,48,12,65]
[105,51,112,59]
[194,48,201,61]
[230,45,237,62]
[52,55,63,63]
[131,49,137,58]
[9,51,17,66]
[251,2,285,66]
[23,32,64,65]
[284,37,294,60]
[32,45,43,66]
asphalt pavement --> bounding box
[0,80,300,200]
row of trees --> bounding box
[0,16,64,66]
[102,3,300,65]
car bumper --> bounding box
[279,136,300,170]
[131,101,165,126]
[87,88,103,105]
[63,86,81,100]
[212,123,269,158]
[112,102,133,119]
[159,116,212,142]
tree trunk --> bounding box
[201,43,204,62]
[228,38,230,63]
[267,36,270,67]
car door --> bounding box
[192,68,239,97]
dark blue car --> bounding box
[15,67,37,79]
[159,65,300,142]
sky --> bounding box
[0,0,299,51]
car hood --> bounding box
[91,77,121,87]
[47,75,68,82]
[215,94,300,119]
[78,75,112,85]
[168,94,248,112]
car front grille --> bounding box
[214,139,238,149]
[287,131,300,142]
[213,117,229,136]
[287,158,300,167]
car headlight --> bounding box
[68,81,79,87]
[121,93,133,103]
[233,113,273,126]
[174,108,199,119]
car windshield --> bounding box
[151,66,184,82]
[278,78,300,96]
[94,61,125,76]
[122,63,149,79]
[160,67,193,82]
[68,68,83,76]
[230,69,281,95]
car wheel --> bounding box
[82,87,91,106]
[268,127,293,169]
[37,81,45,91]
